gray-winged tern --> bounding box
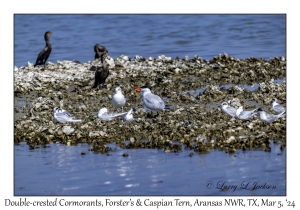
[257,108,285,123]
[271,98,286,114]
[221,102,237,117]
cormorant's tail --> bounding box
[92,83,98,88]
[92,70,100,88]
[92,77,99,88]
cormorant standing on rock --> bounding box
[94,44,108,59]
[92,52,109,89]
[89,44,108,71]
[34,31,53,70]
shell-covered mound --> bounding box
[14,54,286,153]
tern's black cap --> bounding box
[140,85,152,90]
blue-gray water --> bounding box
[14,14,286,67]
[14,14,286,196]
[15,142,285,196]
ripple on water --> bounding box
[185,78,286,98]
[14,141,285,195]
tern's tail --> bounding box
[278,111,286,118]
[112,112,127,118]
[252,108,258,115]
[68,119,82,123]
[164,105,173,110]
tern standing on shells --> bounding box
[112,86,126,111]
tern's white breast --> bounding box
[112,92,126,108]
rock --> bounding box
[225,136,235,144]
[62,126,74,135]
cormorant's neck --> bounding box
[101,57,105,63]
[101,57,108,68]
[45,37,51,46]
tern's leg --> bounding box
[149,111,159,118]
[146,112,155,118]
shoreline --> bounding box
[14,54,286,153]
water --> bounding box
[14,14,286,196]
[186,78,286,98]
[14,142,285,196]
[14,14,286,68]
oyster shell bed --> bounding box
[14,54,286,154]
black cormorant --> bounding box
[34,31,53,70]
[94,44,108,59]
[92,53,109,89]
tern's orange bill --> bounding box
[134,87,141,92]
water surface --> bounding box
[14,142,285,196]
[14,14,286,67]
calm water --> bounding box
[14,14,286,67]
[14,142,285,196]
[14,14,286,196]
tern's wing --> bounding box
[239,110,256,120]
[98,112,127,121]
[54,113,69,123]
[144,93,165,110]
[110,112,127,118]
[58,109,72,117]
[56,111,71,118]
[265,112,278,122]
[63,111,72,117]
[98,113,114,121]
[123,114,134,124]
[56,112,81,122]
[223,106,237,117]
[274,104,286,113]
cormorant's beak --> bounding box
[134,87,141,92]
